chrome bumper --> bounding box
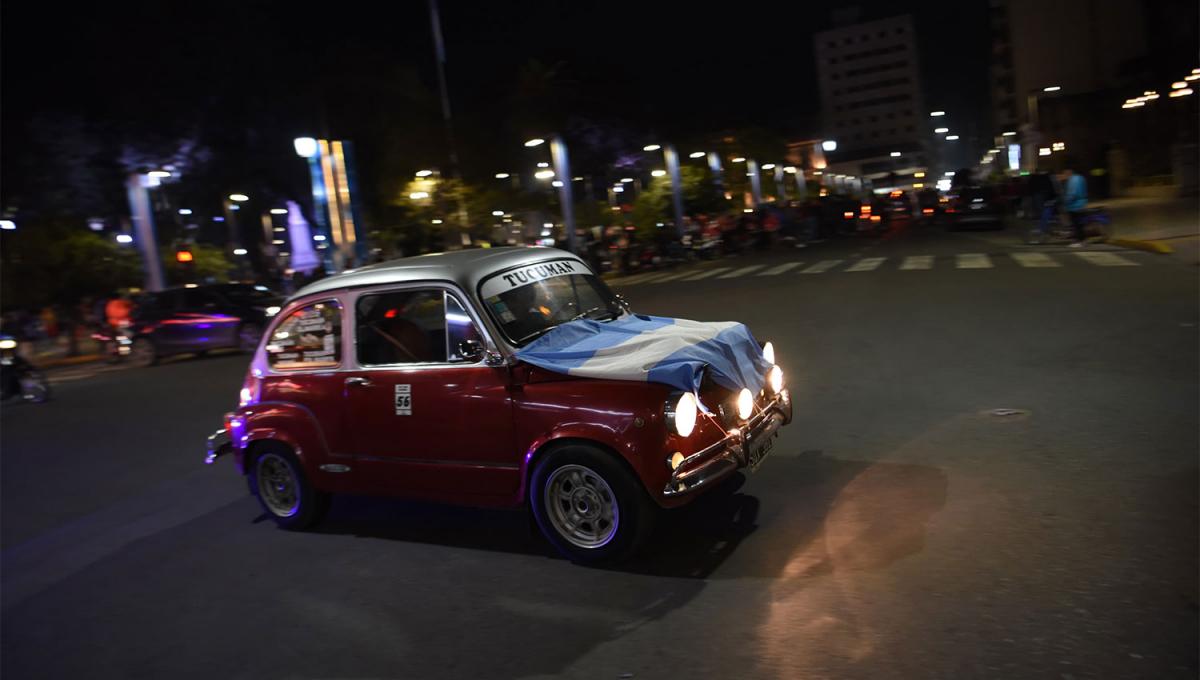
[663,389,792,498]
[204,427,232,465]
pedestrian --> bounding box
[1059,161,1089,247]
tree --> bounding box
[162,244,232,286]
[0,224,142,354]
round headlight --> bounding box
[737,388,754,420]
[762,341,776,365]
[666,392,698,437]
[768,365,784,393]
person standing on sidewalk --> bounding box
[1060,162,1089,247]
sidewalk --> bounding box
[1093,195,1200,264]
[19,336,105,369]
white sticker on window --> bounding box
[394,384,412,415]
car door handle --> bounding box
[345,377,373,388]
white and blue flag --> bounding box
[515,314,771,397]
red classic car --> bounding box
[206,247,791,562]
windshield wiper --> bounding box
[570,306,620,323]
[514,325,557,346]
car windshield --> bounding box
[479,259,624,346]
[218,284,278,305]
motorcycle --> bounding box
[0,336,51,403]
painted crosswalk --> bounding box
[801,260,843,274]
[845,257,886,272]
[956,253,993,269]
[900,255,934,270]
[717,264,767,279]
[608,250,1147,286]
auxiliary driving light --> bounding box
[762,341,776,365]
[737,388,754,420]
[669,452,685,470]
[665,392,698,437]
[768,366,784,394]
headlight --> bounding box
[0,339,16,350]
[264,306,281,317]
[768,365,784,393]
[762,341,776,365]
[665,391,698,437]
[737,388,754,420]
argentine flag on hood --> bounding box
[514,314,772,398]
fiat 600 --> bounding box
[206,247,790,562]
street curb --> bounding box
[37,353,104,368]
[1105,238,1174,254]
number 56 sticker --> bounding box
[394,384,412,415]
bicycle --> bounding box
[1027,200,1112,245]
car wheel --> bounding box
[237,323,262,353]
[129,338,157,367]
[530,444,656,564]
[248,444,330,530]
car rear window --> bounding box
[265,300,342,370]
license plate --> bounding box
[748,435,774,472]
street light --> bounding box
[946,135,960,141]
[233,248,248,256]
[930,111,945,117]
[732,157,746,163]
[524,138,545,147]
[293,137,319,158]
[689,151,706,159]
[0,220,15,231]
[115,233,133,243]
[761,163,776,170]
[409,191,430,199]
[147,170,172,179]
[229,194,249,202]
[821,140,838,151]
[415,169,434,177]
[890,151,901,157]
[178,208,193,215]
[270,208,288,215]
[1043,85,1061,92]
[1002,131,1017,136]
[620,178,634,183]
[534,170,555,179]
[651,169,666,177]
[495,172,510,179]
[643,144,661,151]
[934,127,949,134]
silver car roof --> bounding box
[288,246,590,303]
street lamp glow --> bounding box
[934,127,949,134]
[1172,81,1187,89]
[1169,88,1193,98]
[1002,130,1017,136]
[572,176,583,181]
[1039,147,1052,156]
[270,208,288,215]
[431,219,443,224]
[889,151,901,157]
[229,194,249,202]
[293,137,319,158]
[1187,74,1200,82]
[689,151,706,159]
[534,170,555,179]
[651,169,666,177]
[821,140,838,151]
[495,172,510,179]
[761,163,776,170]
[233,248,248,256]
[613,186,624,193]
[536,161,549,168]
[1043,85,1061,92]
[783,166,797,174]
[620,178,634,183]
[551,180,564,187]
[115,233,133,243]
[524,138,545,147]
[178,208,193,215]
[313,234,326,241]
[731,157,746,163]
[0,220,15,231]
[946,135,960,141]
[147,170,172,179]
[929,111,945,117]
[409,191,430,199]
[415,169,434,177]
[643,144,661,151]
[492,210,504,216]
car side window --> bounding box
[356,289,482,366]
[265,300,342,371]
[183,288,218,310]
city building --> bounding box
[812,13,928,190]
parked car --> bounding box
[126,284,283,365]
[205,247,792,563]
[947,186,1004,230]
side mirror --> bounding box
[457,339,485,362]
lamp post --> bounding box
[526,136,578,254]
[294,137,334,271]
[1025,85,1060,172]
[645,143,686,238]
[125,172,167,292]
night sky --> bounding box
[1,1,990,212]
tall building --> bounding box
[813,14,928,186]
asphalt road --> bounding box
[3,221,1197,679]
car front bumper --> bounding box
[204,412,236,465]
[662,389,793,498]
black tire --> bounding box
[529,443,656,564]
[247,444,330,530]
[130,337,157,367]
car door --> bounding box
[177,288,242,351]
[341,285,517,501]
